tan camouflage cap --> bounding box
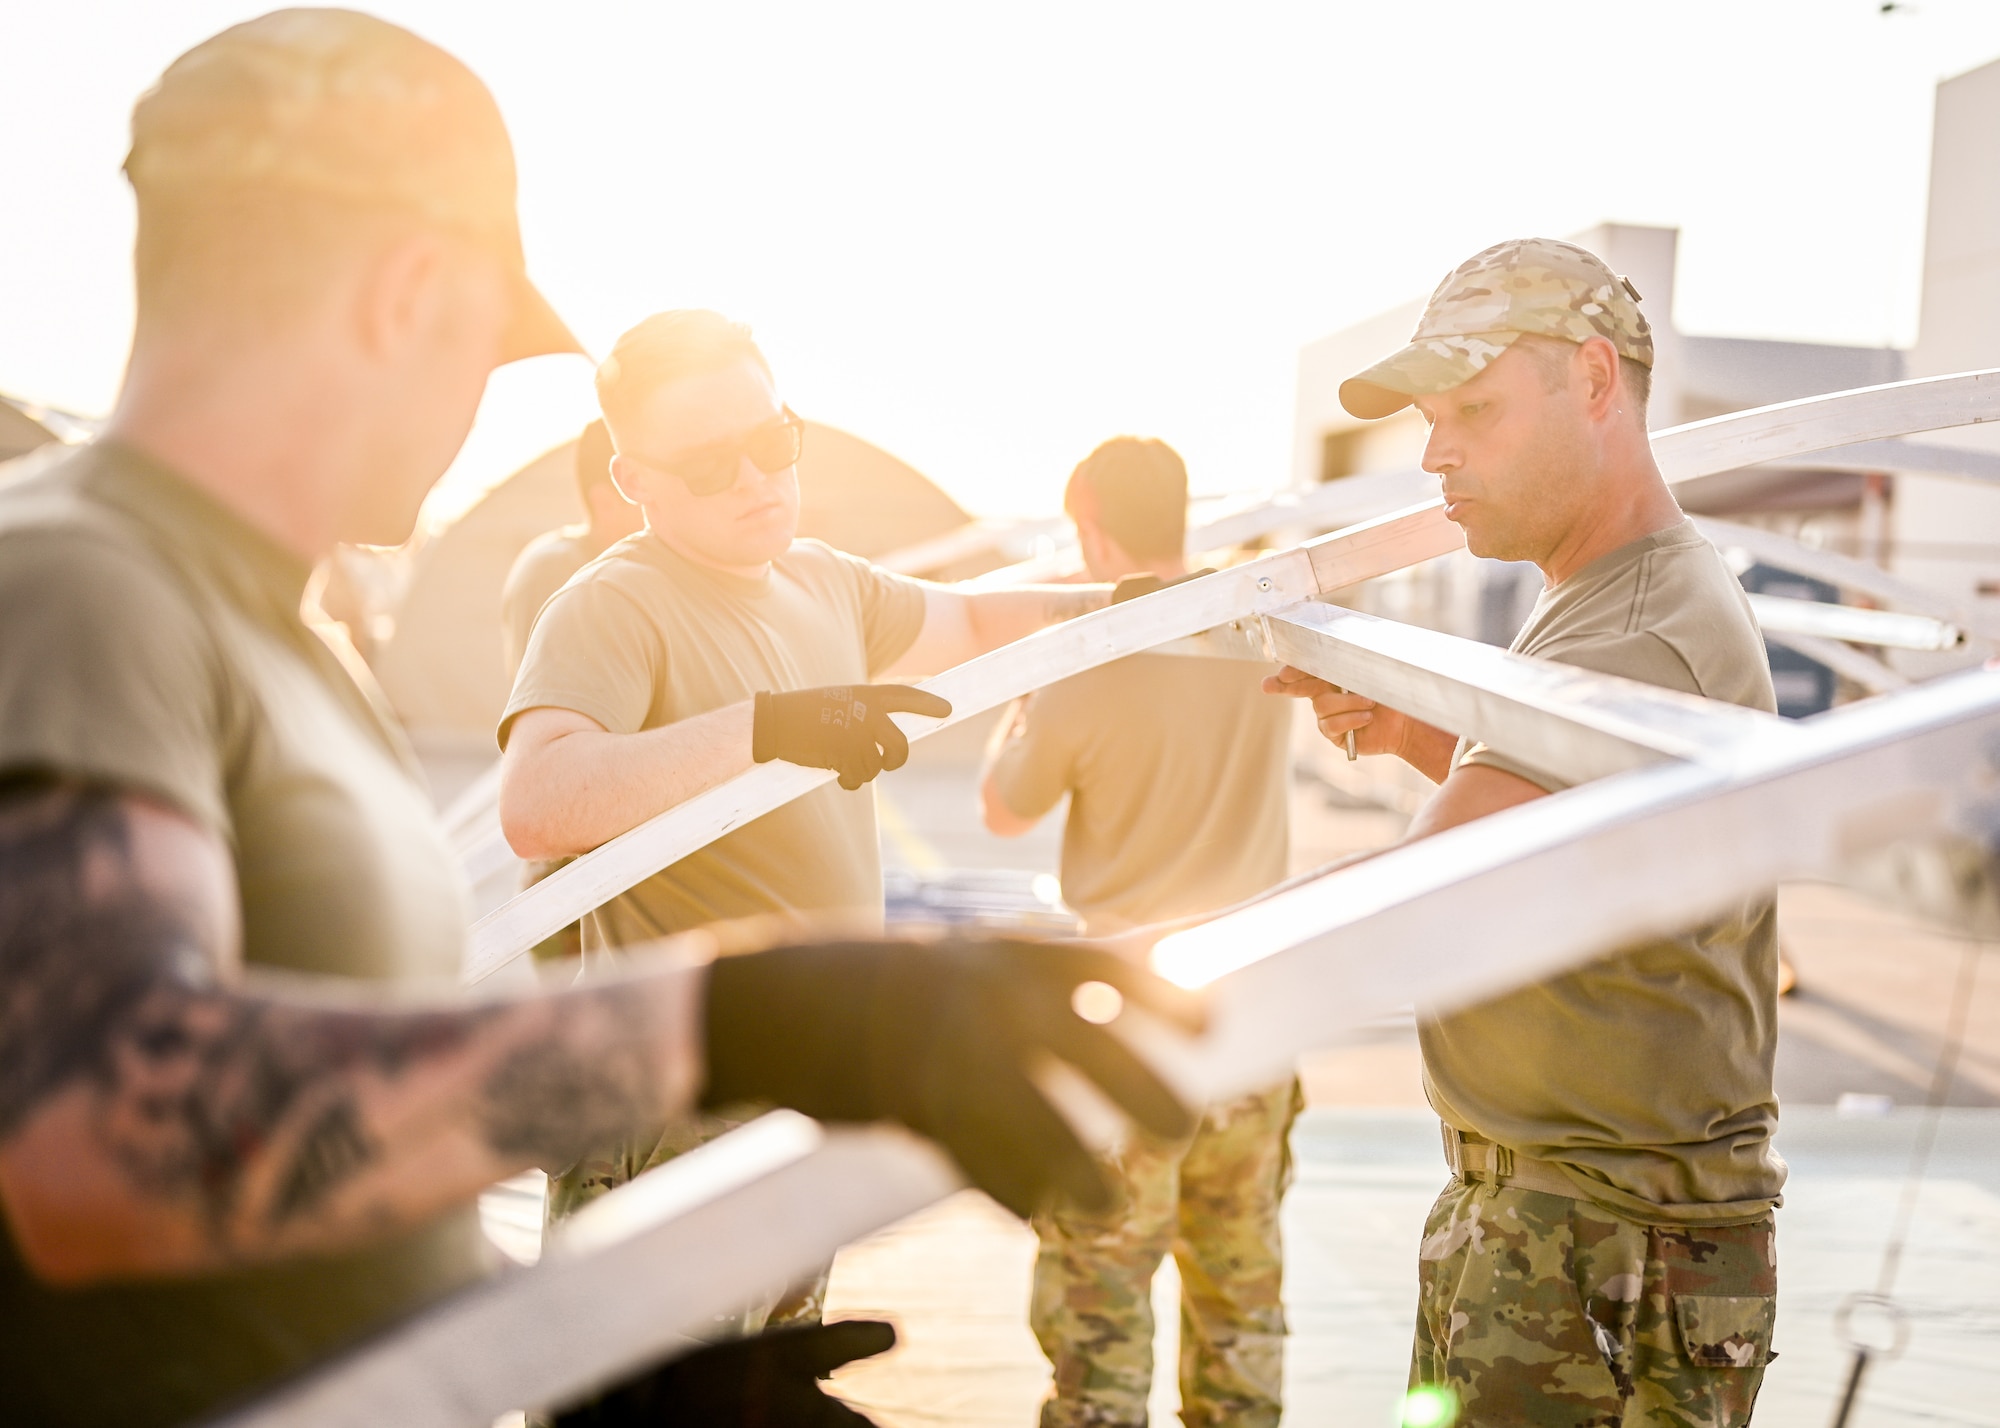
[124,8,581,363]
[1339,237,1652,420]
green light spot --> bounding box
[1401,1385,1458,1427]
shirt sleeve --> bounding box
[0,529,229,833]
[822,546,929,676]
[987,684,1084,820]
[1456,630,1702,793]
[498,547,546,679]
[499,575,663,748]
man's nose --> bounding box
[1422,425,1458,478]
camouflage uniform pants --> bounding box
[548,1107,829,1334]
[1411,1179,1778,1427]
[1030,1080,1300,1428]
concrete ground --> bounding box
[818,710,2000,1425]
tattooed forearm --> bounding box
[479,1002,659,1168]
[0,784,696,1280]
[270,1100,377,1225]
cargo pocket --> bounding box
[1673,1294,1778,1369]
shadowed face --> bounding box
[610,358,800,573]
[1413,340,1596,567]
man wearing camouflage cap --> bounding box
[1271,238,1783,1426]
[0,12,1198,1425]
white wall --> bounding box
[1898,56,2000,671]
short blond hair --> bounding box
[595,310,771,451]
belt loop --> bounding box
[1495,1143,1515,1179]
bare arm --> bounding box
[500,702,754,860]
[1400,763,1548,840]
[890,584,1111,678]
[0,783,705,1285]
[978,697,1042,838]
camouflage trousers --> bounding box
[1030,1080,1300,1428]
[548,1106,829,1334]
[1410,1178,1779,1427]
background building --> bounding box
[1290,54,2000,683]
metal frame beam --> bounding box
[1694,513,2000,643]
[227,370,2000,1425]
[1745,593,1960,652]
[462,370,2000,981]
[1148,667,2000,1098]
[204,1116,962,1428]
[223,666,2000,1428]
[462,504,1460,980]
[1260,603,1787,786]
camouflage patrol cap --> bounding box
[1339,237,1652,420]
[124,8,581,363]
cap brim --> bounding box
[501,272,587,363]
[1336,331,1521,420]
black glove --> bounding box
[702,938,1200,1216]
[1110,568,1214,604]
[551,1320,895,1427]
[752,685,952,790]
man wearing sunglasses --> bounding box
[497,309,1123,1318]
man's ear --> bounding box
[353,231,450,361]
[608,453,651,505]
[1576,335,1621,416]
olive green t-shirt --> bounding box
[500,533,928,946]
[0,441,485,1427]
[501,525,594,676]
[1422,518,1786,1225]
[988,654,1291,936]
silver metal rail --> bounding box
[1694,513,2000,644]
[222,665,2000,1428]
[205,1116,964,1428]
[463,369,2000,982]
[1260,603,1788,785]
[1767,435,2000,487]
[461,503,1460,981]
[224,369,2000,1426]
[1745,593,1960,652]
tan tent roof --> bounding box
[368,420,971,741]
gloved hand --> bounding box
[702,937,1201,1216]
[1110,568,1214,604]
[752,685,953,790]
[551,1319,894,1426]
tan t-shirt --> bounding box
[0,441,484,1427]
[988,653,1290,936]
[1422,518,1786,1225]
[501,533,928,945]
[501,525,594,676]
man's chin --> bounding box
[1454,518,1517,564]
[734,513,796,563]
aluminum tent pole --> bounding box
[464,370,2000,982]
[218,665,2000,1428]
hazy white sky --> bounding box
[6,1,2000,523]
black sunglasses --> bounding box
[636,407,805,498]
